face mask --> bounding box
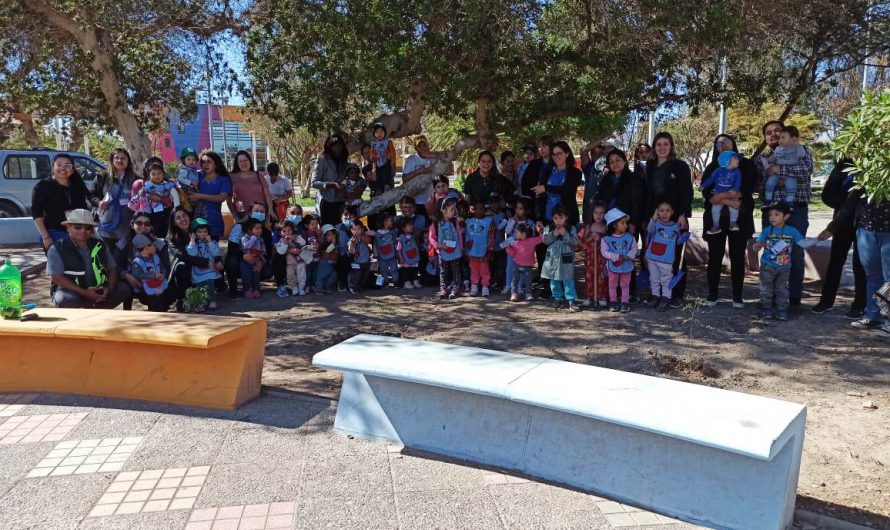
[342,219,352,227]
[251,212,266,222]
[287,215,300,223]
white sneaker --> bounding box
[404,282,414,289]
[413,280,423,289]
[705,298,719,307]
[481,287,490,297]
[289,287,299,296]
[469,285,480,297]
[732,301,745,309]
[299,286,307,296]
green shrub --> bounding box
[833,89,890,204]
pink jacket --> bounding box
[505,236,541,267]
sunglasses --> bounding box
[552,151,566,156]
[69,224,93,231]
[133,220,151,226]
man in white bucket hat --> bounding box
[45,209,131,309]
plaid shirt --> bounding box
[755,146,814,204]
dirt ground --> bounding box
[22,268,890,528]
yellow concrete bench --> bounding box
[0,308,266,409]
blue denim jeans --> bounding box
[315,259,337,290]
[550,279,577,302]
[857,229,890,321]
[765,204,808,300]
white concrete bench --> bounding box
[313,334,807,530]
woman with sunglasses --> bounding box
[32,153,92,251]
[118,212,172,310]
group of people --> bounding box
[27,121,890,331]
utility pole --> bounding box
[647,111,656,145]
[206,47,214,154]
[221,97,229,168]
[718,57,728,134]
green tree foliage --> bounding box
[834,89,890,204]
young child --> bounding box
[186,218,223,310]
[315,225,339,293]
[541,206,580,312]
[578,202,608,309]
[455,199,471,292]
[645,200,681,311]
[335,206,357,291]
[176,147,200,214]
[372,213,399,288]
[397,219,421,289]
[348,221,372,294]
[465,199,495,296]
[765,125,807,205]
[132,163,179,236]
[429,198,464,299]
[240,218,266,298]
[500,198,536,295]
[275,220,308,296]
[602,208,638,313]
[488,192,508,292]
[505,223,543,302]
[701,151,742,234]
[286,205,304,229]
[301,214,322,293]
[225,202,270,300]
[131,234,170,312]
[425,175,464,215]
[370,122,397,172]
[753,202,803,320]
[341,163,368,206]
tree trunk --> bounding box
[345,79,428,153]
[22,0,152,169]
[13,112,42,148]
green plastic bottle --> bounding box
[0,258,23,320]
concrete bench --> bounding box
[314,334,807,530]
[0,308,266,409]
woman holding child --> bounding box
[700,134,758,308]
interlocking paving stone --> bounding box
[0,412,88,444]
[26,437,142,478]
[0,393,39,417]
[88,466,210,517]
[185,502,296,530]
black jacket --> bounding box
[821,159,856,210]
[520,158,554,198]
[700,138,757,237]
[537,166,583,226]
[596,168,645,230]
[644,158,694,221]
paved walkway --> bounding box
[0,391,709,530]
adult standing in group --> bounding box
[755,120,813,307]
[700,134,757,308]
[93,148,137,260]
[313,134,349,227]
[821,186,890,332]
[597,149,645,300]
[499,151,520,197]
[521,135,554,210]
[265,162,293,222]
[401,135,442,218]
[580,142,604,224]
[166,206,201,312]
[32,153,92,250]
[463,151,514,205]
[644,132,693,307]
[814,159,868,319]
[46,209,130,309]
[187,151,232,241]
[531,141,582,226]
[230,150,275,222]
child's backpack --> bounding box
[127,180,149,213]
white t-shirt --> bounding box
[266,175,293,198]
[403,154,436,204]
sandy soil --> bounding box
[22,269,890,528]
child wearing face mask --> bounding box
[225,202,272,300]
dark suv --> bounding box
[0,148,105,218]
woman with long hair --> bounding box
[229,150,275,221]
[312,133,349,226]
[644,132,693,307]
[187,150,231,240]
[32,153,92,250]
